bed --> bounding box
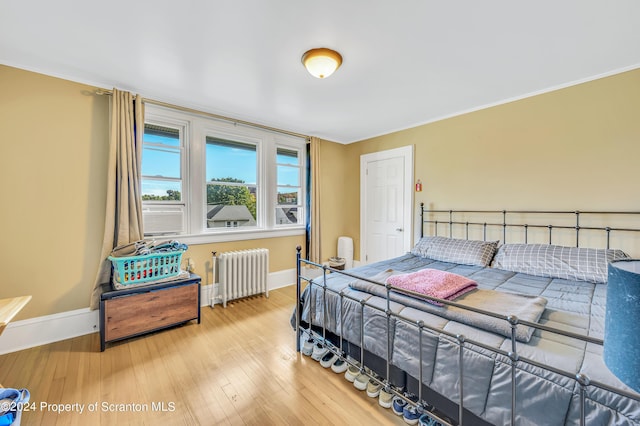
[292,206,640,426]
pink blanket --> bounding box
[386,268,478,306]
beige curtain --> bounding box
[90,89,145,309]
[309,137,322,264]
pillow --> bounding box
[410,236,499,267]
[491,244,630,284]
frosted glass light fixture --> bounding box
[301,48,343,79]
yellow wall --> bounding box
[0,65,303,320]
[0,65,109,320]
[315,139,356,260]
[341,68,640,258]
[185,236,303,285]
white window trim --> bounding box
[143,104,307,245]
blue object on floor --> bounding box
[418,414,436,426]
[604,259,640,392]
[403,404,421,424]
[0,388,30,425]
[0,413,14,426]
[392,395,408,416]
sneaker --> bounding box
[392,395,407,416]
[311,343,329,361]
[393,392,418,416]
[331,358,348,374]
[403,404,420,425]
[418,414,437,426]
[300,333,314,356]
[353,372,369,391]
[379,387,395,408]
[366,376,383,398]
[344,363,360,383]
[319,351,339,368]
[301,339,314,356]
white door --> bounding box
[361,146,413,264]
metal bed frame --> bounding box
[294,204,640,426]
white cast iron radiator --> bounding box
[215,249,269,307]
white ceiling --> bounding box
[1,1,639,143]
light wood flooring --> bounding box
[0,285,406,425]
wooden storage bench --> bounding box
[100,274,201,351]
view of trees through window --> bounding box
[206,138,258,229]
[207,177,256,217]
[141,105,305,236]
[142,190,181,201]
[205,176,257,228]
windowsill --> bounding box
[175,227,305,246]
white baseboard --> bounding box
[0,270,296,355]
[0,308,100,355]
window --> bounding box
[141,104,306,243]
[206,138,257,229]
[141,123,186,235]
[276,147,302,226]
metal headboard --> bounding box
[420,203,640,254]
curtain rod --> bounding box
[95,89,310,141]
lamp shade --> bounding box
[301,48,342,79]
[604,259,640,392]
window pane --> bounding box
[206,186,257,228]
[276,207,299,225]
[142,179,182,201]
[277,187,299,205]
[142,146,181,178]
[206,137,258,229]
[144,124,180,147]
[277,165,299,186]
[206,137,257,184]
[277,148,298,165]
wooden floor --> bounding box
[0,285,406,425]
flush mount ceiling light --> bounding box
[301,48,343,79]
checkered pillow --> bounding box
[491,244,630,284]
[411,236,499,267]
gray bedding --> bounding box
[294,253,640,425]
[350,271,548,343]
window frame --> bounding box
[275,144,304,228]
[142,104,307,244]
[141,116,189,236]
[203,131,261,231]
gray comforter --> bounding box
[294,253,640,425]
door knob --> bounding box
[396,228,403,232]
